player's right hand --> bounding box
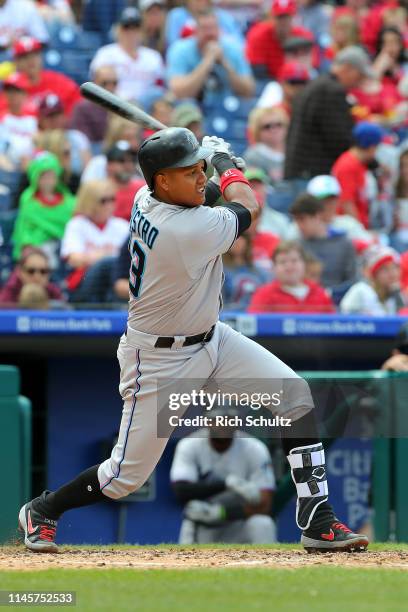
[225,475,261,504]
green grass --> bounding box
[1,567,407,612]
[1,544,408,612]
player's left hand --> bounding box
[202,135,232,163]
[184,500,225,525]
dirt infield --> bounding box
[1,546,408,571]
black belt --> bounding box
[154,325,215,348]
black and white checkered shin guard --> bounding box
[287,442,328,530]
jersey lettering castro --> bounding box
[127,186,239,336]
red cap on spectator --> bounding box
[13,37,42,58]
[39,94,64,117]
[272,0,296,16]
[3,72,29,91]
[279,61,310,82]
[366,246,400,276]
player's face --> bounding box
[155,161,207,207]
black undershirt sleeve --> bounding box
[222,201,252,237]
[172,480,226,505]
[204,181,222,207]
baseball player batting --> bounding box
[18,128,369,553]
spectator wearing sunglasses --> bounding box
[69,66,119,147]
[243,106,289,184]
[61,179,129,304]
[0,246,64,307]
[90,7,165,105]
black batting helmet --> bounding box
[138,127,212,190]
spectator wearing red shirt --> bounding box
[0,37,81,118]
[350,77,401,125]
[245,0,314,80]
[332,122,384,228]
[248,240,335,313]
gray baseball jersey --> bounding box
[98,186,312,501]
[127,185,239,336]
[170,429,276,490]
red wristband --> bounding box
[220,168,250,196]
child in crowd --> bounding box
[290,193,357,296]
[332,122,384,229]
[340,246,404,315]
[247,241,335,313]
[306,174,373,241]
[12,152,75,263]
[222,233,270,310]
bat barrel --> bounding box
[80,82,167,131]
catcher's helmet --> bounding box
[138,127,212,190]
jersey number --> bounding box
[129,238,146,299]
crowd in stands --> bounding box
[1,0,408,315]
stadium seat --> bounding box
[0,208,16,284]
[59,50,93,84]
[203,94,257,121]
[44,49,63,71]
[76,29,103,52]
[255,78,270,97]
[0,209,17,245]
[266,186,295,215]
[202,94,256,154]
[52,25,78,49]
[48,25,101,53]
[0,170,22,198]
[0,187,11,211]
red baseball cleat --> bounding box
[18,500,58,553]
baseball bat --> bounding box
[80,82,167,131]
